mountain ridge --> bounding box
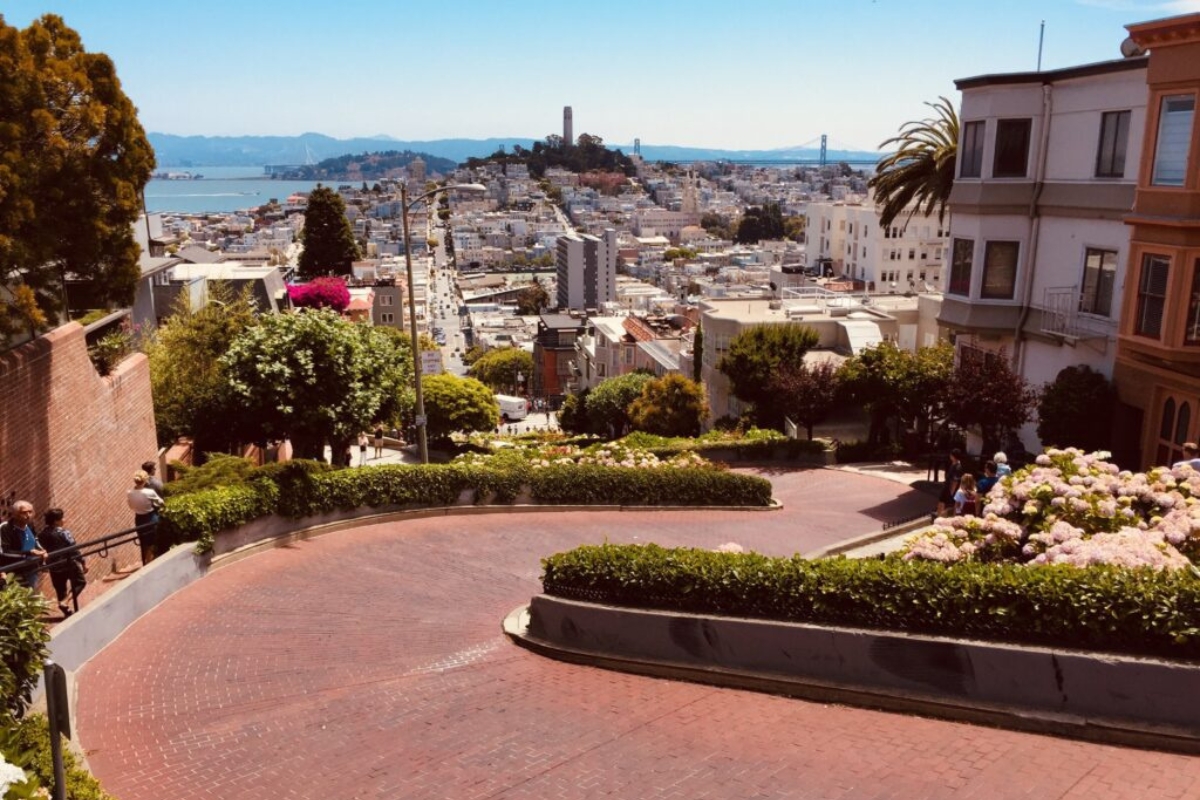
[148,132,883,168]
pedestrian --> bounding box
[0,500,46,592]
[977,461,1000,496]
[938,448,964,517]
[141,460,164,494]
[358,432,369,466]
[374,424,385,459]
[127,470,165,566]
[38,508,87,618]
[994,451,1012,477]
[1172,443,1200,470]
[954,473,979,516]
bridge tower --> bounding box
[634,138,641,157]
[819,134,827,167]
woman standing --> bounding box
[127,470,164,566]
[38,508,87,617]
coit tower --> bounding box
[563,106,573,147]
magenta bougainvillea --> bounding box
[288,276,350,311]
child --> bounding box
[954,473,979,516]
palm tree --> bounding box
[868,97,959,230]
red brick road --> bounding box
[74,469,1198,799]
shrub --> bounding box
[530,465,772,506]
[0,584,49,720]
[540,543,1200,660]
[6,714,114,799]
[161,483,280,554]
[164,454,258,497]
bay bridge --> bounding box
[638,134,884,167]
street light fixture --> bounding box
[401,182,486,464]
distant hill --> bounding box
[147,132,884,169]
[276,150,457,180]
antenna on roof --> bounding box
[1037,20,1045,72]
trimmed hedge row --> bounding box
[540,543,1200,660]
[163,464,773,554]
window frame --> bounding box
[1151,94,1195,187]
[980,241,1020,300]
[948,238,973,297]
[1135,253,1171,339]
[960,121,985,178]
[1095,110,1131,179]
[993,118,1033,179]
[1185,259,1200,346]
[1079,247,1118,318]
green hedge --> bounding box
[530,465,773,506]
[540,543,1200,660]
[0,583,50,720]
[165,463,772,554]
[4,714,115,799]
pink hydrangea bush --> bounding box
[902,448,1200,570]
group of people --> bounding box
[0,460,166,618]
[938,449,1013,517]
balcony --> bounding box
[1036,286,1113,342]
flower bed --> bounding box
[902,448,1200,569]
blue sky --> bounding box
[5,0,1200,151]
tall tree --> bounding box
[868,96,959,230]
[944,347,1038,456]
[628,374,708,438]
[717,324,819,429]
[221,309,409,460]
[0,14,155,336]
[297,184,360,278]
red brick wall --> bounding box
[0,323,157,572]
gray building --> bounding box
[555,229,617,311]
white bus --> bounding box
[495,394,529,422]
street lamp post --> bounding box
[401,182,486,463]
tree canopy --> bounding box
[515,281,550,315]
[420,374,499,443]
[586,373,656,437]
[466,347,534,394]
[221,309,410,459]
[771,360,841,440]
[0,14,155,338]
[868,96,959,230]
[717,324,819,428]
[628,374,708,437]
[297,185,360,278]
[464,133,636,179]
[735,203,785,244]
[944,347,1038,455]
[147,282,258,456]
[838,341,954,450]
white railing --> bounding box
[1038,286,1112,340]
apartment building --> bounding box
[556,229,618,311]
[805,197,947,290]
[1113,13,1200,467]
[941,48,1149,452]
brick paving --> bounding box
[74,468,1198,799]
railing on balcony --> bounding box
[1037,286,1112,340]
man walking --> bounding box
[1,500,47,591]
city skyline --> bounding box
[5,0,1200,152]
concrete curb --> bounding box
[803,513,935,559]
[504,597,1200,755]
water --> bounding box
[144,166,332,214]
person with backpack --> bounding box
[954,473,979,516]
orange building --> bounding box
[1113,12,1200,467]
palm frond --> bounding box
[869,96,959,229]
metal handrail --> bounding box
[0,522,154,577]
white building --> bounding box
[806,196,947,290]
[942,54,1148,449]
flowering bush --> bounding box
[288,276,351,311]
[902,448,1200,570]
[452,440,719,471]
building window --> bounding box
[993,119,1032,178]
[1135,254,1170,338]
[960,121,985,178]
[381,312,394,324]
[1095,110,1131,178]
[908,248,915,260]
[1152,95,1195,186]
[948,238,973,296]
[1079,248,1117,317]
[1186,260,1200,345]
[380,295,393,306]
[981,241,1019,299]
[1156,396,1192,466]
